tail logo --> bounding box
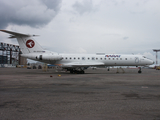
[26,40,35,48]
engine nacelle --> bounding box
[39,54,62,61]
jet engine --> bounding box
[39,54,62,61]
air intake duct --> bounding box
[39,55,62,61]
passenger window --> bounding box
[74,57,76,60]
[66,57,67,59]
[125,58,127,60]
[100,58,102,60]
[70,57,72,59]
[82,57,85,60]
[78,57,80,60]
[116,58,118,60]
[96,58,98,60]
[88,58,90,60]
[104,58,106,60]
[92,57,95,60]
[113,58,114,60]
[120,58,122,60]
[109,58,110,60]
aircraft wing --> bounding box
[61,62,105,67]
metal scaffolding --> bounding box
[153,49,160,65]
[0,42,21,65]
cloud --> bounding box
[72,0,97,15]
[0,0,62,29]
[123,37,129,40]
[0,0,159,63]
[76,47,87,53]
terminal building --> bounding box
[0,42,27,67]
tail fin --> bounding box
[0,30,44,54]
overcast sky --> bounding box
[0,0,160,63]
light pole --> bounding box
[153,49,160,65]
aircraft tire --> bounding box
[70,70,73,74]
[81,70,85,74]
[138,70,142,73]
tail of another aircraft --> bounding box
[0,30,44,54]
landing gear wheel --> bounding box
[70,70,73,74]
[138,67,142,74]
[80,70,85,74]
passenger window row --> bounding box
[62,57,126,60]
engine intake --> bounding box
[39,55,62,61]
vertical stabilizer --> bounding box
[16,36,44,54]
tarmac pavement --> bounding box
[0,68,160,120]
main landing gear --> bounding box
[68,68,85,74]
[70,69,85,74]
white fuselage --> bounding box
[0,30,154,73]
[57,54,153,67]
[22,52,154,68]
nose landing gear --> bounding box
[138,67,142,73]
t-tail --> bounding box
[0,30,62,63]
[0,30,44,54]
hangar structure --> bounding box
[0,42,27,66]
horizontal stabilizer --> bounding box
[0,30,39,38]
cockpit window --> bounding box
[142,56,152,60]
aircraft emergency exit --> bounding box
[0,30,154,74]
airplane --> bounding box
[0,30,154,74]
[148,64,159,69]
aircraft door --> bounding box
[135,57,139,63]
[39,55,42,60]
